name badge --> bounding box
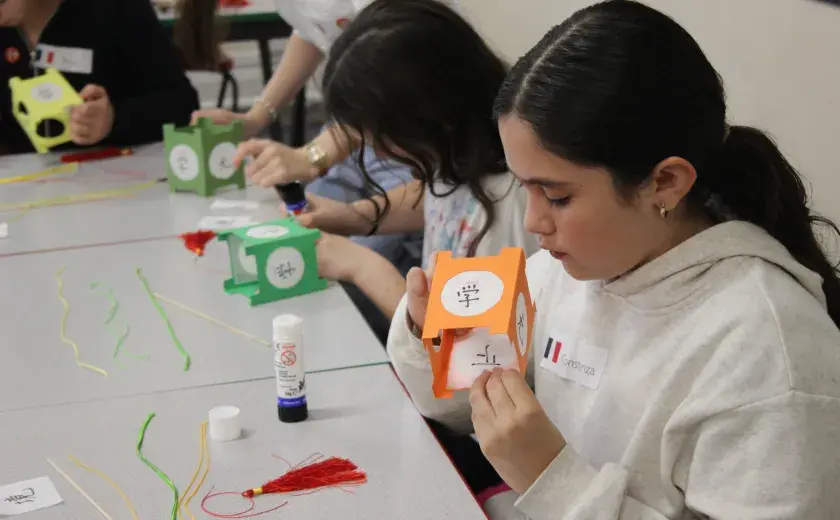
[34,44,93,74]
[540,334,608,390]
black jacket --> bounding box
[0,0,199,154]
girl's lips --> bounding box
[549,250,567,260]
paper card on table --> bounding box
[0,476,63,516]
[211,199,260,211]
[422,248,536,398]
[0,223,8,239]
[197,215,256,230]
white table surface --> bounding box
[0,146,285,257]
[0,238,387,412]
[0,365,486,520]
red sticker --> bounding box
[280,350,297,366]
[336,17,351,29]
[5,47,20,64]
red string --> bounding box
[271,452,321,470]
[201,488,287,519]
[193,260,230,276]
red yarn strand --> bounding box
[201,488,287,519]
[271,452,322,471]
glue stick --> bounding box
[273,314,308,423]
[274,183,307,216]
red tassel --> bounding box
[242,457,367,498]
[179,230,218,257]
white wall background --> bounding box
[194,0,840,228]
[458,0,840,226]
[188,39,325,110]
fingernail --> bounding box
[410,270,426,295]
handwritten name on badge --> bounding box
[540,335,608,390]
[0,476,63,515]
[34,44,93,74]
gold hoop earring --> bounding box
[659,202,669,219]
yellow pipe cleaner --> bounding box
[68,455,140,520]
[178,421,211,520]
[46,458,114,520]
[0,162,78,185]
[3,207,31,225]
[0,179,158,214]
[56,267,108,376]
[154,293,271,347]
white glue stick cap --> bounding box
[208,405,241,441]
[273,314,303,346]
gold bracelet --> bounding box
[303,142,330,175]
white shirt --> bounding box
[274,0,459,54]
[274,0,371,53]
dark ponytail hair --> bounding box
[324,0,509,256]
[173,0,226,70]
[494,0,840,326]
[713,126,840,320]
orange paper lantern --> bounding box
[422,248,536,398]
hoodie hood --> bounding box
[602,221,826,310]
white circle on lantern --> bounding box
[237,243,257,275]
[168,145,200,181]
[208,142,238,179]
[247,225,289,239]
[265,247,305,289]
[441,270,504,317]
[446,328,519,389]
[515,292,528,355]
[31,82,62,102]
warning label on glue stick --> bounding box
[275,347,306,407]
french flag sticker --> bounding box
[540,335,609,390]
[543,337,562,364]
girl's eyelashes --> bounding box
[547,196,571,207]
[516,180,571,207]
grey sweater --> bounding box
[388,221,840,519]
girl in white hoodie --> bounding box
[387,1,840,518]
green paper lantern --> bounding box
[217,217,328,305]
[163,117,246,196]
